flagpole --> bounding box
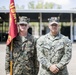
[10,40,13,75]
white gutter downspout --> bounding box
[40,13,42,36]
[70,13,73,43]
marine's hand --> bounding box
[49,64,59,74]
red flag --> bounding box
[6,0,18,45]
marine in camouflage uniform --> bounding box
[5,16,38,75]
[36,17,72,75]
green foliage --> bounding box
[36,2,44,9]
[0,6,6,10]
[44,2,54,9]
[28,1,61,9]
[0,22,9,33]
[57,5,62,9]
[16,4,25,10]
[0,1,61,10]
[28,1,35,9]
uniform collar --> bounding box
[47,32,61,41]
[16,33,31,42]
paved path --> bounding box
[0,43,76,75]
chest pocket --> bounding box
[24,41,34,58]
[53,42,64,55]
[43,45,51,57]
[56,45,64,50]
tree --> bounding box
[1,6,6,10]
[28,1,61,9]
[20,5,25,9]
[28,1,35,9]
[57,5,61,9]
[16,4,25,10]
[16,4,20,9]
[48,2,54,9]
[36,1,44,9]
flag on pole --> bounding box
[6,0,18,45]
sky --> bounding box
[0,0,76,9]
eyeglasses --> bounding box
[20,24,27,26]
[51,24,58,26]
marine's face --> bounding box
[19,24,29,32]
[48,23,60,35]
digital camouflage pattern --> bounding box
[37,33,72,75]
[5,33,38,75]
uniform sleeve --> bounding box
[36,37,52,69]
[56,38,72,70]
[33,37,39,74]
[5,45,10,74]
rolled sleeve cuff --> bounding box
[6,71,10,74]
[46,63,52,69]
[56,63,64,70]
[5,69,10,74]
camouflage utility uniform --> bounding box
[5,33,38,75]
[37,33,72,75]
